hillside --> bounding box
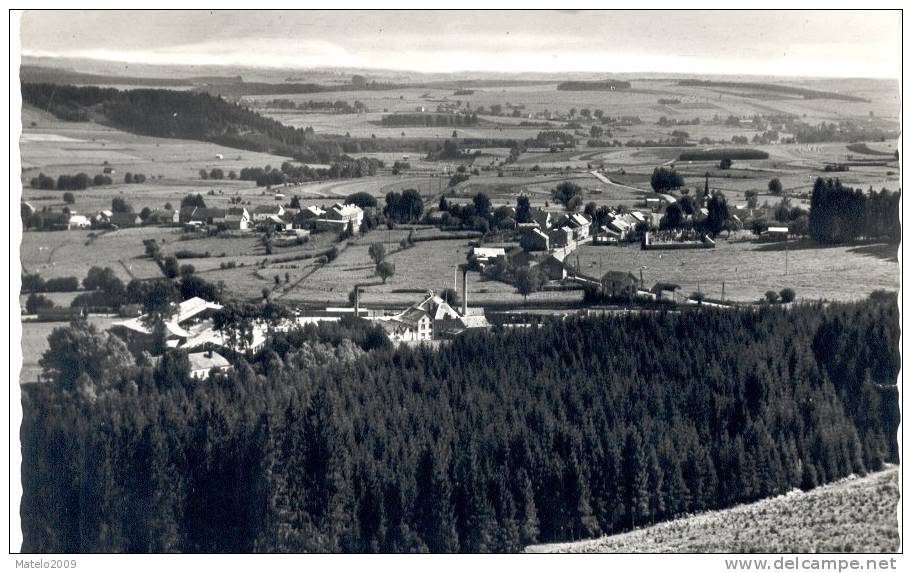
[527,467,900,553]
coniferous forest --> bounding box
[21,298,899,553]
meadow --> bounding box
[527,467,900,553]
[573,239,899,303]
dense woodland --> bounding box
[809,178,901,243]
[21,298,899,553]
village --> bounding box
[22,166,830,382]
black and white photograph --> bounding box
[8,6,905,562]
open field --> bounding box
[527,466,900,553]
[248,78,899,135]
[281,228,580,307]
[20,227,174,282]
[20,105,293,180]
[574,239,899,303]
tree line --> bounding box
[809,178,901,244]
[21,297,899,552]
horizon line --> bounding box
[21,52,901,82]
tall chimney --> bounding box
[461,266,468,316]
[354,285,360,316]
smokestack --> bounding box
[354,285,360,317]
[461,266,468,316]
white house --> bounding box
[188,350,232,380]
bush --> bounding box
[162,256,180,279]
[779,288,796,303]
[25,293,54,314]
[764,290,780,304]
[62,192,75,204]
[44,277,80,292]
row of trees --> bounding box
[383,189,424,224]
[809,178,901,244]
[21,298,899,552]
[29,171,148,190]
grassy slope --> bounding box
[526,467,900,553]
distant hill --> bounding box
[20,65,198,87]
[557,79,632,91]
[678,79,869,102]
[20,83,521,162]
[528,467,900,553]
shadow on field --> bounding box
[753,239,898,262]
[847,242,899,263]
[752,239,840,253]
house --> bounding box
[376,291,489,343]
[470,247,506,268]
[600,270,639,297]
[295,205,327,228]
[110,297,224,354]
[217,214,251,231]
[563,213,591,239]
[107,212,142,228]
[252,204,285,221]
[530,208,552,230]
[179,206,226,225]
[538,254,567,280]
[548,226,572,249]
[764,226,790,241]
[312,203,364,234]
[196,208,227,223]
[257,214,287,232]
[68,214,92,229]
[147,209,179,225]
[179,206,201,224]
[651,282,681,302]
[188,350,232,380]
[376,317,424,343]
[522,227,550,252]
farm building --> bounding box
[188,350,232,380]
[522,227,550,252]
[374,291,490,343]
[560,213,592,239]
[548,226,572,249]
[600,270,639,298]
[104,212,142,228]
[110,297,224,354]
[651,282,681,302]
[257,214,287,232]
[530,208,553,230]
[178,206,227,225]
[216,214,251,231]
[68,214,92,229]
[146,209,179,225]
[537,254,568,281]
[763,226,790,241]
[215,207,251,230]
[312,203,364,234]
[295,205,327,228]
[470,247,506,268]
[252,204,285,221]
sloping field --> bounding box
[527,467,900,553]
[574,239,899,303]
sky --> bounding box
[19,10,902,78]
